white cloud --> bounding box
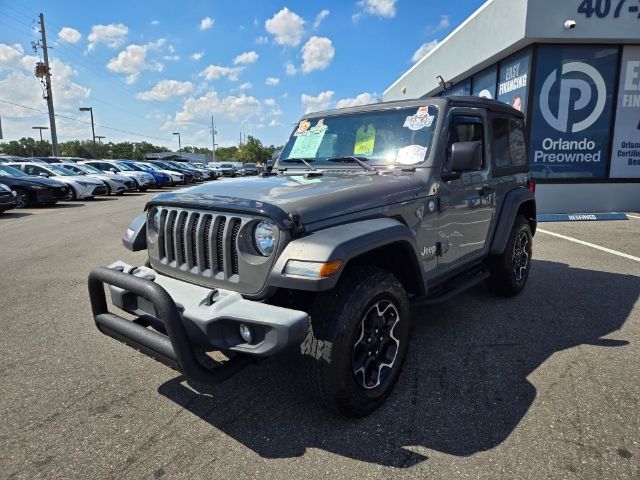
[269,119,282,127]
[238,82,252,90]
[106,43,163,84]
[233,51,259,65]
[313,9,330,29]
[151,20,160,26]
[163,55,180,61]
[428,15,450,34]
[263,98,277,107]
[136,79,194,101]
[336,92,378,109]
[200,65,242,81]
[199,17,214,30]
[285,62,297,76]
[57,27,82,44]
[87,23,128,51]
[190,51,204,61]
[301,36,335,74]
[411,40,439,63]
[173,91,261,124]
[0,43,90,140]
[256,36,269,45]
[301,90,334,113]
[354,0,397,21]
[265,76,280,86]
[265,7,305,47]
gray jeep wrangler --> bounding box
[88,97,536,417]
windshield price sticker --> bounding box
[290,119,327,158]
[396,144,428,165]
[403,106,435,131]
[354,124,376,155]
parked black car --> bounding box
[0,164,70,208]
[0,183,17,213]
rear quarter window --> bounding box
[490,116,528,174]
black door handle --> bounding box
[479,186,495,196]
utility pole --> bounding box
[239,131,243,146]
[210,116,217,163]
[37,13,58,156]
[173,132,182,154]
[32,126,48,142]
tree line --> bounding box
[0,135,281,164]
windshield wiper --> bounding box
[327,156,378,173]
[280,158,317,171]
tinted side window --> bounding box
[492,117,527,170]
[25,165,45,176]
[444,116,484,172]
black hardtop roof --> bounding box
[302,96,523,120]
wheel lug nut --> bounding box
[367,337,371,342]
[368,351,372,356]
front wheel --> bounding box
[12,188,31,208]
[486,214,533,297]
[302,266,410,417]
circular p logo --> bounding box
[540,62,606,133]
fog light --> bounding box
[239,324,253,344]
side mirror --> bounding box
[109,168,117,173]
[39,172,50,178]
[450,141,483,172]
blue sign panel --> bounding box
[442,78,471,97]
[497,49,531,114]
[472,65,498,99]
[529,45,618,179]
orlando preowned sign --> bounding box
[529,45,618,179]
[610,46,640,178]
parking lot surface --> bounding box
[1,190,639,479]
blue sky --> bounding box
[0,0,484,150]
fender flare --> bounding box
[269,217,422,291]
[490,188,536,255]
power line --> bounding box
[0,98,172,143]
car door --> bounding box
[24,164,50,178]
[437,111,496,270]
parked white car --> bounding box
[60,162,135,195]
[8,162,107,199]
[81,160,155,191]
[137,162,185,185]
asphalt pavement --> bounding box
[0,189,638,479]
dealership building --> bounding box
[384,0,640,214]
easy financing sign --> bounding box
[610,46,640,178]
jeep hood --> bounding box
[147,171,428,227]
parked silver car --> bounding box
[60,162,135,195]
[8,162,107,199]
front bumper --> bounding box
[88,261,309,384]
[35,186,69,203]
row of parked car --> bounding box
[0,155,222,212]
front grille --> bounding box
[155,207,244,280]
[92,186,108,195]
[125,181,135,189]
[52,187,68,199]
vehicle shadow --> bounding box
[0,211,32,219]
[157,260,638,467]
[44,202,85,208]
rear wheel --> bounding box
[302,266,410,417]
[12,188,30,208]
[486,215,533,297]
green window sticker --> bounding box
[354,124,376,155]
[290,120,327,158]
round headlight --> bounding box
[253,222,275,256]
[150,208,161,233]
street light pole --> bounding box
[173,132,181,154]
[32,126,48,142]
[79,107,96,148]
[95,136,106,144]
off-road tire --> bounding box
[486,214,532,297]
[301,266,410,417]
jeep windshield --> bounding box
[278,105,438,169]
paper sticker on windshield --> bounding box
[403,106,434,131]
[290,125,326,158]
[310,118,327,134]
[295,119,311,136]
[354,124,376,155]
[396,145,427,165]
